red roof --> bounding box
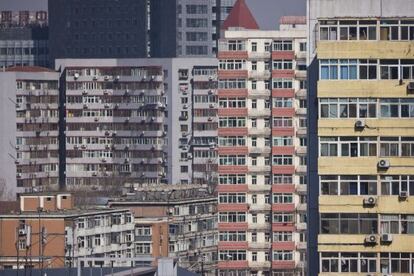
[222,0,259,30]
[5,66,55,73]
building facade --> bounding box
[307,0,414,275]
[48,0,148,63]
[0,67,60,199]
[0,11,48,68]
[108,185,218,275]
[0,193,136,270]
[217,3,308,275]
[150,0,237,58]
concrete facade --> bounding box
[0,68,60,199]
[307,1,414,275]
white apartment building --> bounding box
[217,8,308,276]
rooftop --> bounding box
[222,0,259,30]
[5,66,55,73]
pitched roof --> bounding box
[5,66,55,73]
[222,0,259,30]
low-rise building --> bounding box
[0,193,135,269]
[108,184,218,276]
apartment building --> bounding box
[0,67,60,199]
[108,184,218,275]
[0,10,49,68]
[150,0,237,57]
[0,193,135,269]
[217,2,307,275]
[307,0,414,275]
[55,58,217,189]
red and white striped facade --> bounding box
[217,21,307,276]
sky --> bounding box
[0,0,306,30]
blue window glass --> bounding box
[321,66,329,79]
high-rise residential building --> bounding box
[0,67,60,199]
[150,0,237,58]
[48,0,149,63]
[217,1,308,275]
[0,10,49,68]
[0,58,218,195]
[307,0,414,275]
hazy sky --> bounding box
[0,0,306,30]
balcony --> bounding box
[296,203,307,212]
[295,70,307,79]
[296,89,306,98]
[249,261,271,269]
[296,128,307,136]
[296,242,306,250]
[249,146,271,155]
[296,184,307,194]
[248,127,271,136]
[249,242,271,250]
[272,260,295,270]
[249,204,271,212]
[295,51,306,59]
[217,260,249,269]
[296,165,307,174]
[248,109,271,117]
[248,165,271,173]
[248,89,271,99]
[249,184,271,192]
[296,147,307,155]
[296,108,307,115]
[248,70,271,80]
[296,222,307,230]
[248,52,271,60]
[249,223,271,231]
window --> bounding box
[319,137,377,157]
[273,213,294,223]
[273,232,292,242]
[218,79,246,89]
[272,155,293,165]
[273,174,293,184]
[219,98,246,108]
[219,212,246,223]
[219,117,246,128]
[320,175,377,195]
[273,98,292,108]
[381,175,414,196]
[273,40,292,51]
[299,42,306,51]
[320,213,377,234]
[359,59,377,79]
[380,98,414,118]
[219,60,246,70]
[273,117,292,128]
[219,174,246,185]
[319,98,377,119]
[273,136,293,146]
[220,40,246,51]
[219,250,246,261]
[321,252,376,273]
[273,78,293,89]
[273,251,293,261]
[273,193,293,203]
[380,60,399,79]
[219,155,246,166]
[273,60,293,70]
[380,252,413,274]
[219,231,246,241]
[219,193,246,204]
[251,42,257,52]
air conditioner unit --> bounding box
[81,144,87,149]
[209,103,216,108]
[112,131,117,136]
[209,142,216,149]
[187,154,193,159]
[74,73,80,79]
[208,117,213,121]
[125,158,130,163]
[105,131,110,136]
[104,103,110,108]
[101,158,107,163]
[407,82,414,92]
[16,173,22,178]
[355,120,365,129]
[183,104,188,109]
[378,159,390,169]
[381,234,393,242]
[115,75,120,81]
[82,90,88,95]
[399,190,408,199]
[92,172,98,176]
[363,196,377,206]
[104,75,110,81]
[208,90,214,95]
[94,117,99,122]
[114,104,119,109]
[364,234,377,244]
[83,104,88,109]
[18,229,27,236]
[125,117,130,123]
[93,76,98,80]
